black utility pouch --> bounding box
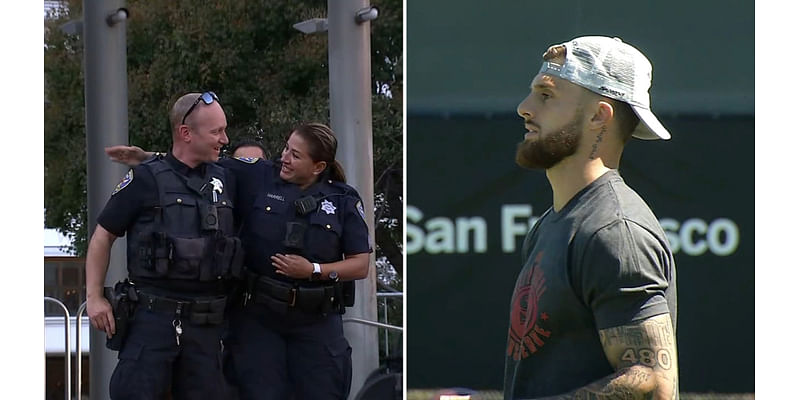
[295,286,326,313]
[342,280,355,307]
[319,285,336,314]
[170,236,207,273]
[189,297,227,325]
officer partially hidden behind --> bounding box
[85,92,243,399]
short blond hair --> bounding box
[168,93,202,133]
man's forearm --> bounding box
[85,226,116,299]
[537,365,671,400]
[537,314,678,400]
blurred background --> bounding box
[406,0,753,397]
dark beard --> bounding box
[515,112,582,169]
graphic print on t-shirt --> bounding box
[508,251,552,361]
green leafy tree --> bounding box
[44,0,402,294]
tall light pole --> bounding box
[328,2,380,399]
[294,2,380,398]
[83,1,129,399]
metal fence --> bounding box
[46,291,403,400]
[44,297,85,400]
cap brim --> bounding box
[631,105,671,140]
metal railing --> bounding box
[48,292,402,399]
[44,297,72,400]
[343,291,403,359]
[76,302,87,400]
[45,298,89,400]
[379,291,402,357]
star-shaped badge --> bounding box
[210,177,223,194]
[321,199,336,215]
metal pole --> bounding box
[327,1,379,398]
[83,1,129,399]
[45,297,71,400]
[342,317,404,333]
[383,297,389,358]
[76,302,87,400]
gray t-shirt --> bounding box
[503,170,677,399]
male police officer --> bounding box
[504,37,678,398]
[85,92,243,399]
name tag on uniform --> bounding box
[267,193,285,202]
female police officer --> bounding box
[220,123,371,399]
[108,122,371,399]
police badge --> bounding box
[321,199,337,215]
[210,177,224,194]
[210,177,223,202]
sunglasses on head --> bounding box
[181,91,219,125]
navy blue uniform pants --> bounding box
[109,306,227,400]
[223,304,352,400]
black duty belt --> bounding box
[138,291,228,325]
[244,271,337,315]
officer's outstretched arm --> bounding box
[533,313,678,400]
[105,145,153,167]
[85,225,119,339]
[271,252,370,281]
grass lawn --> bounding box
[406,390,755,400]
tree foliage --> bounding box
[44,0,403,285]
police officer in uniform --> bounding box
[220,123,371,400]
[86,92,243,399]
[106,122,371,399]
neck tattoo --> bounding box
[589,125,607,160]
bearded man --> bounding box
[504,36,679,399]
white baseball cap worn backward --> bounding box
[539,36,671,140]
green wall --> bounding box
[406,115,754,392]
[408,0,754,115]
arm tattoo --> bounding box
[599,319,674,350]
[598,317,676,373]
[538,315,678,399]
[567,367,653,400]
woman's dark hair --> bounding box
[289,123,346,183]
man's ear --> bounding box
[588,100,614,131]
[178,125,192,143]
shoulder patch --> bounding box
[111,169,134,195]
[356,200,366,222]
[234,156,259,164]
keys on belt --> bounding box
[138,291,227,336]
[173,302,184,346]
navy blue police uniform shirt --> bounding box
[219,156,372,284]
[97,153,237,295]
